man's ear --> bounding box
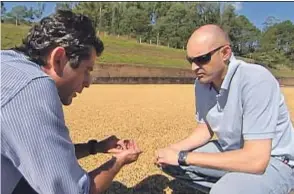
[222,45,232,64]
[47,47,68,77]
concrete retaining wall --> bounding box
[92,76,294,86]
[92,63,294,86]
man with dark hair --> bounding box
[1,10,142,194]
[155,24,294,194]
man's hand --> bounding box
[114,140,142,165]
[98,135,128,154]
[88,140,142,194]
[155,147,180,166]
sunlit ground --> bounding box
[64,85,294,194]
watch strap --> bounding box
[88,139,98,155]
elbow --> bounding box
[250,157,270,175]
[89,180,103,194]
[252,166,266,175]
[242,139,272,174]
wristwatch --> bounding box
[178,151,189,166]
[88,139,98,155]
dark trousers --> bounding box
[12,177,38,194]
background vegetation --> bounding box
[1,2,294,77]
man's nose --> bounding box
[84,75,92,88]
[84,82,90,88]
[191,62,198,71]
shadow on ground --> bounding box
[104,174,204,194]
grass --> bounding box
[1,23,189,69]
[270,69,294,78]
[1,24,29,48]
[64,85,294,194]
[1,23,294,77]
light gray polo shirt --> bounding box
[195,53,294,166]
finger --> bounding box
[135,143,143,154]
[129,140,135,150]
[132,141,141,153]
[116,144,123,150]
[157,150,164,158]
[123,140,131,149]
[154,157,160,165]
[138,148,143,154]
[117,140,127,150]
[157,158,166,165]
[155,162,163,169]
[107,148,124,154]
[114,149,130,158]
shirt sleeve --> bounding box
[241,76,280,140]
[195,80,206,124]
[1,77,90,194]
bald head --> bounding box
[187,24,230,57]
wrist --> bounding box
[113,156,125,168]
[178,150,189,166]
[169,145,179,151]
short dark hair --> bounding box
[14,10,104,68]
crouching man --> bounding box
[155,24,294,194]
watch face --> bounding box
[178,151,188,166]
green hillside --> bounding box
[1,24,294,77]
[1,24,188,69]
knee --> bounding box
[209,173,264,194]
[210,179,228,194]
[210,173,245,194]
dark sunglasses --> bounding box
[186,45,226,65]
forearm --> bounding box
[88,157,124,194]
[186,149,269,174]
[170,125,212,151]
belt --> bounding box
[276,156,294,169]
[283,160,294,169]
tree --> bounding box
[275,21,294,55]
[263,16,280,31]
[161,2,188,48]
[109,2,127,35]
[55,2,74,11]
[252,19,294,69]
[5,5,28,26]
[34,2,45,20]
[232,15,261,55]
[119,5,150,39]
[196,2,220,25]
[26,7,35,22]
[1,2,6,22]
[74,2,102,31]
[60,1,292,71]
[221,3,237,33]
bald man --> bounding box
[155,24,294,194]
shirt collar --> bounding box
[220,53,241,90]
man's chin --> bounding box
[197,77,210,84]
[61,98,73,106]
